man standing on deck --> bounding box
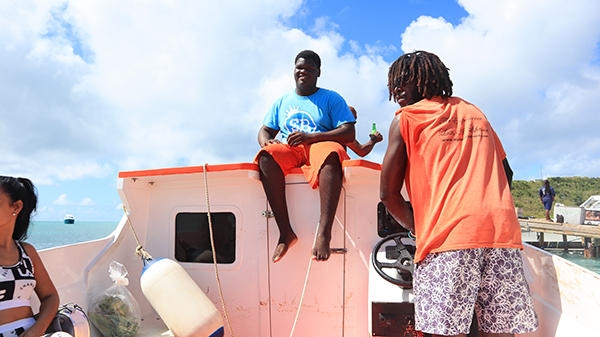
[254,50,355,263]
[380,51,538,337]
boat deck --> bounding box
[138,313,171,336]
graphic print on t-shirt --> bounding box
[437,116,490,142]
[283,106,317,136]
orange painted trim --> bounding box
[118,159,380,179]
[343,159,382,171]
[118,162,259,178]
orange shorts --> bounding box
[254,141,349,188]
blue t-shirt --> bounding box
[262,88,355,140]
[539,186,555,202]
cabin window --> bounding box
[175,212,236,264]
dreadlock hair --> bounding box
[388,50,453,103]
[295,50,321,69]
[0,176,38,241]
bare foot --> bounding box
[311,232,331,261]
[272,233,298,263]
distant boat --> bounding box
[64,214,75,224]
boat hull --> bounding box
[34,161,600,337]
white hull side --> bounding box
[30,162,600,337]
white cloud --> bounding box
[52,193,95,206]
[1,0,599,193]
[80,197,95,206]
[400,0,600,178]
[53,194,71,206]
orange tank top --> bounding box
[398,97,522,263]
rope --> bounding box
[288,222,319,337]
[123,205,153,261]
[200,163,318,337]
[204,164,235,337]
[123,169,234,335]
[122,169,317,337]
[289,258,313,337]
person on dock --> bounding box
[346,106,383,157]
[380,51,538,337]
[539,179,556,221]
[0,176,67,337]
[254,50,356,263]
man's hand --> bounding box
[369,131,383,143]
[262,139,281,147]
[287,131,315,147]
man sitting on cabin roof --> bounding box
[254,50,355,263]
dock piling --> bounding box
[584,237,597,258]
[537,232,544,248]
[520,219,600,258]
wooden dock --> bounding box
[519,219,600,239]
[519,218,600,257]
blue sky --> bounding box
[1,0,600,221]
[289,0,469,61]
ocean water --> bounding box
[552,250,600,275]
[522,231,600,275]
[27,221,120,250]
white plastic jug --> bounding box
[140,258,224,337]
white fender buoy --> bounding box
[140,258,224,337]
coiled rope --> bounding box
[204,164,235,337]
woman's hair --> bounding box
[544,179,551,191]
[0,176,38,241]
[388,50,453,103]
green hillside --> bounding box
[511,177,600,219]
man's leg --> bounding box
[312,153,343,261]
[258,152,298,262]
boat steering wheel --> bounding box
[371,232,414,288]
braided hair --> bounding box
[0,176,38,241]
[388,50,453,103]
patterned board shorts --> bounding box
[413,248,539,336]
